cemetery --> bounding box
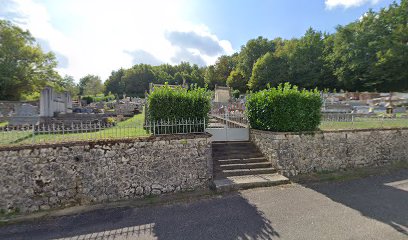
[0,84,407,145]
[0,86,148,145]
[1,1,408,238]
[0,82,407,214]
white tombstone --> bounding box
[40,87,72,117]
[214,86,231,103]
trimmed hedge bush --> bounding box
[147,84,211,122]
[246,83,322,132]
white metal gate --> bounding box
[206,113,249,142]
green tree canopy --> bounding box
[0,20,61,100]
[122,64,154,97]
[331,0,408,91]
[237,36,275,81]
[204,65,219,89]
[227,69,247,92]
[104,68,126,95]
[248,52,287,91]
[59,75,79,96]
[79,74,104,96]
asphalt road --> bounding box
[1,169,407,240]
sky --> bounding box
[0,0,397,81]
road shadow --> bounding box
[0,192,280,240]
[303,169,408,235]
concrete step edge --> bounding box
[217,157,268,163]
[212,141,252,144]
[219,162,272,170]
[213,174,290,191]
[213,154,263,159]
[221,168,276,176]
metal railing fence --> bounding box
[0,118,206,146]
[320,113,408,130]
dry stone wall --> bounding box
[250,128,408,176]
[0,134,212,213]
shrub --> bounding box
[82,96,93,104]
[147,84,211,122]
[246,82,322,132]
[82,93,115,103]
[232,89,240,99]
[104,117,116,125]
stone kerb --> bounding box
[250,128,408,177]
[0,133,212,213]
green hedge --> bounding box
[82,93,115,104]
[246,83,322,132]
[147,84,211,122]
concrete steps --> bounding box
[221,168,277,176]
[217,157,269,165]
[219,162,272,170]
[212,141,289,191]
[213,173,290,191]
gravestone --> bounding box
[214,86,231,103]
[9,104,40,126]
[40,87,72,117]
[115,102,137,116]
[322,103,353,113]
[394,107,407,113]
[95,102,105,110]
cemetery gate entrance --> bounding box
[206,112,249,142]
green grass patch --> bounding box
[0,122,8,127]
[320,118,408,130]
[0,130,32,145]
[0,112,149,146]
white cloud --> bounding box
[2,0,234,81]
[325,0,381,9]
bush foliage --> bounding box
[147,84,211,122]
[246,83,322,132]
[81,93,115,104]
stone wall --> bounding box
[250,128,408,176]
[0,134,212,213]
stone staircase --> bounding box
[212,141,289,191]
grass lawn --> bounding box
[0,113,149,146]
[320,118,408,130]
[0,122,8,127]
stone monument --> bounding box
[9,104,40,126]
[40,87,72,117]
[214,85,231,103]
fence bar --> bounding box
[0,117,209,146]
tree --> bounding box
[285,28,333,89]
[370,0,408,91]
[0,20,60,100]
[123,64,155,97]
[227,70,247,92]
[331,19,376,91]
[237,37,275,81]
[248,52,287,91]
[153,65,174,84]
[59,75,79,96]
[78,75,104,96]
[330,0,408,91]
[213,54,238,85]
[321,34,339,90]
[204,65,218,89]
[100,0,408,93]
[189,67,205,87]
[104,69,126,95]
